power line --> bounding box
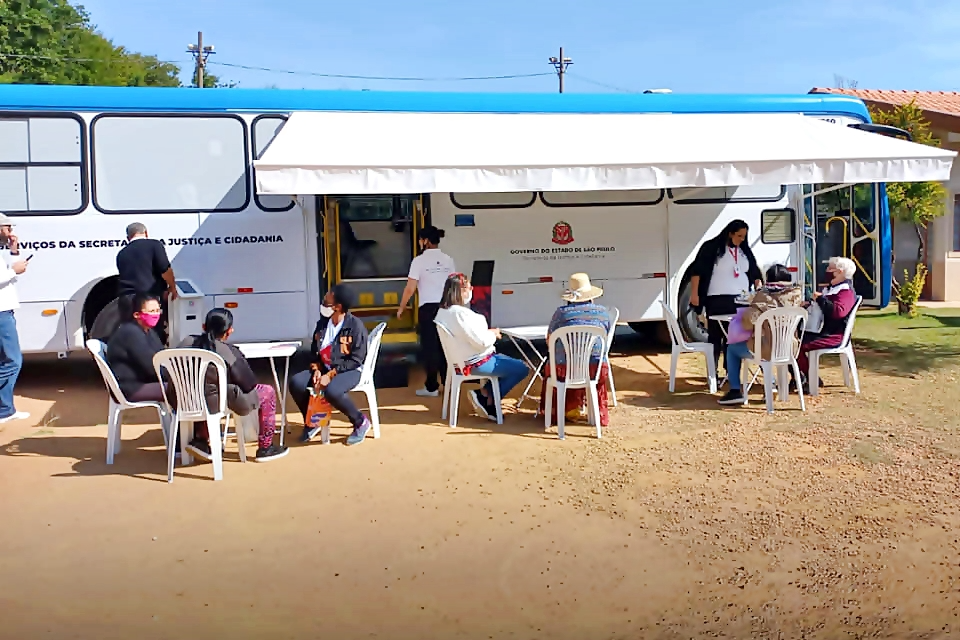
[208,61,553,82]
[0,52,188,64]
[565,72,639,94]
[548,47,572,93]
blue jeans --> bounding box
[471,354,529,403]
[0,311,22,418]
[725,340,752,391]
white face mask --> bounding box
[320,305,334,318]
[463,290,473,305]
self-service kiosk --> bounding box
[167,279,205,347]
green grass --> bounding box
[854,308,960,377]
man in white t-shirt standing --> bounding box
[398,225,456,397]
[0,214,29,423]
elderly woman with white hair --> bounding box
[795,256,858,391]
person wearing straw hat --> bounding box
[539,273,613,427]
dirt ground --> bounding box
[2,328,960,639]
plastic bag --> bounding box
[306,389,332,444]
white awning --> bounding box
[255,111,956,195]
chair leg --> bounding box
[845,348,861,394]
[441,367,453,421]
[222,412,232,448]
[449,381,461,428]
[589,385,601,439]
[365,388,381,438]
[235,414,247,463]
[556,383,566,440]
[114,408,124,457]
[809,352,821,397]
[606,358,618,407]
[490,380,504,425]
[208,416,224,481]
[777,367,789,403]
[106,402,121,464]
[179,417,194,466]
[792,361,806,412]
[705,352,718,395]
[668,349,679,393]
[167,420,179,483]
[544,380,554,431]
[761,364,775,415]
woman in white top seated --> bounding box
[434,273,529,421]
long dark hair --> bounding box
[712,219,749,259]
[196,308,234,351]
[418,225,446,246]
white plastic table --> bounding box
[235,341,301,446]
[501,326,549,414]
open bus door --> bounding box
[319,195,423,344]
[800,183,887,307]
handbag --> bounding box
[306,389,332,442]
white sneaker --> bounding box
[415,387,439,398]
[0,411,30,424]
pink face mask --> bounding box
[138,311,161,328]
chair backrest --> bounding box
[434,321,470,372]
[659,301,689,349]
[839,296,863,348]
[153,348,228,420]
[548,325,607,385]
[605,306,620,356]
[358,322,387,387]
[86,339,128,405]
[752,307,807,364]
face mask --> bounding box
[463,290,473,305]
[138,312,161,328]
[320,305,335,318]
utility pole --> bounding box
[548,47,573,94]
[187,31,215,88]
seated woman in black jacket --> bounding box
[107,293,168,403]
[180,308,289,462]
[290,284,371,446]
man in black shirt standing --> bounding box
[116,222,177,340]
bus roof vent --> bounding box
[643,88,673,94]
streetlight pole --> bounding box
[187,31,215,88]
[548,47,573,94]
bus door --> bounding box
[801,184,884,306]
[319,195,423,343]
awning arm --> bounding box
[802,184,855,200]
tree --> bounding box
[869,100,947,315]
[0,0,180,86]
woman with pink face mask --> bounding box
[106,293,170,403]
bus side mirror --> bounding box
[848,123,913,142]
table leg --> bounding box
[267,356,285,447]
[508,334,546,416]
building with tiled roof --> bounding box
[810,88,960,302]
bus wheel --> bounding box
[677,278,709,343]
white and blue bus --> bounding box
[0,85,904,354]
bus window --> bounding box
[539,189,664,207]
[335,196,415,280]
[450,192,536,209]
[91,115,249,214]
[0,115,84,215]
[669,185,785,203]
[252,115,294,212]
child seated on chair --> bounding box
[290,284,372,446]
[539,273,613,427]
[180,308,289,462]
[434,273,528,422]
[717,264,803,407]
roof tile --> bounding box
[810,88,960,116]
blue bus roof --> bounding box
[0,84,871,120]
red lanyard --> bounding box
[728,246,741,278]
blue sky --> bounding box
[80,0,960,93]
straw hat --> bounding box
[561,273,603,302]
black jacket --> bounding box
[309,313,368,374]
[180,336,258,411]
[691,237,762,305]
[106,321,165,398]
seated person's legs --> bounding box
[289,369,314,421]
[322,370,364,428]
[470,354,529,417]
[718,341,751,405]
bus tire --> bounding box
[82,276,121,342]
[677,276,709,344]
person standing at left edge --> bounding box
[0,213,29,423]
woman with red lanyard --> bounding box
[689,219,763,379]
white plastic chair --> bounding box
[87,339,173,466]
[435,321,503,427]
[603,306,620,406]
[808,296,863,396]
[660,301,717,394]
[544,325,607,440]
[742,307,808,414]
[153,348,238,483]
